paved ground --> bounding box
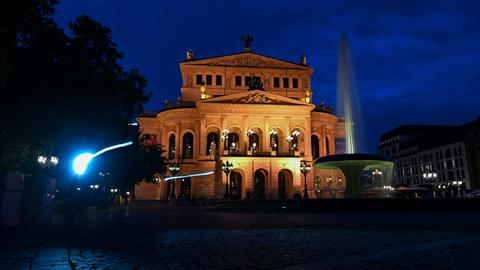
[1,203,480,269]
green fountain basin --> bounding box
[314,153,394,198]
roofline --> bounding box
[180,52,313,71]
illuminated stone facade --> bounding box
[136,50,346,200]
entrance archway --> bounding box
[278,169,293,199]
[180,178,191,199]
[230,171,242,199]
[254,170,267,199]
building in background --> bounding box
[135,39,347,200]
[377,119,480,190]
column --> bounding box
[304,117,312,160]
[194,119,201,159]
[264,116,270,152]
[199,117,207,157]
[242,115,248,152]
[175,122,180,160]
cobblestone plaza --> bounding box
[2,203,480,269]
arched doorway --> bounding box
[180,178,191,199]
[230,171,242,199]
[278,169,293,199]
[254,170,267,199]
[166,180,172,200]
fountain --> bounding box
[314,33,393,198]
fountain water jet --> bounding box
[337,32,357,153]
[314,33,393,198]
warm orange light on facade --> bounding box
[200,85,207,100]
[135,48,346,200]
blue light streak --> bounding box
[164,171,214,181]
[72,141,133,175]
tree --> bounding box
[0,1,152,192]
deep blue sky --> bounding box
[54,0,480,152]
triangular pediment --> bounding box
[199,90,314,107]
[182,52,311,70]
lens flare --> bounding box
[72,141,133,175]
[72,153,94,175]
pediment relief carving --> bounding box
[206,57,289,68]
[201,90,313,107]
[232,93,281,104]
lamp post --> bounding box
[372,169,383,186]
[382,185,394,198]
[327,176,333,197]
[437,184,447,198]
[423,171,438,198]
[300,160,311,199]
[37,155,59,177]
[222,161,234,199]
[167,161,180,200]
[37,155,59,168]
[221,129,229,153]
[452,180,463,198]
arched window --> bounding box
[168,134,175,160]
[228,133,239,151]
[206,132,219,155]
[326,137,330,156]
[249,133,259,151]
[311,135,320,160]
[288,129,300,152]
[270,133,279,151]
[182,132,194,159]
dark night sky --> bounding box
[54,0,480,152]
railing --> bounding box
[223,151,300,157]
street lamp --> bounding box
[372,168,383,186]
[437,184,448,198]
[300,160,311,199]
[452,180,463,198]
[222,161,234,199]
[422,171,437,184]
[221,129,229,152]
[37,155,59,168]
[383,185,394,198]
[422,171,438,198]
[167,161,180,200]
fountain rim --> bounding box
[314,153,393,166]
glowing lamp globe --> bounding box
[72,153,94,175]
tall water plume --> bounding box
[336,32,364,154]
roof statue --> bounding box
[300,55,308,66]
[240,34,254,53]
[186,49,194,61]
[247,75,264,91]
